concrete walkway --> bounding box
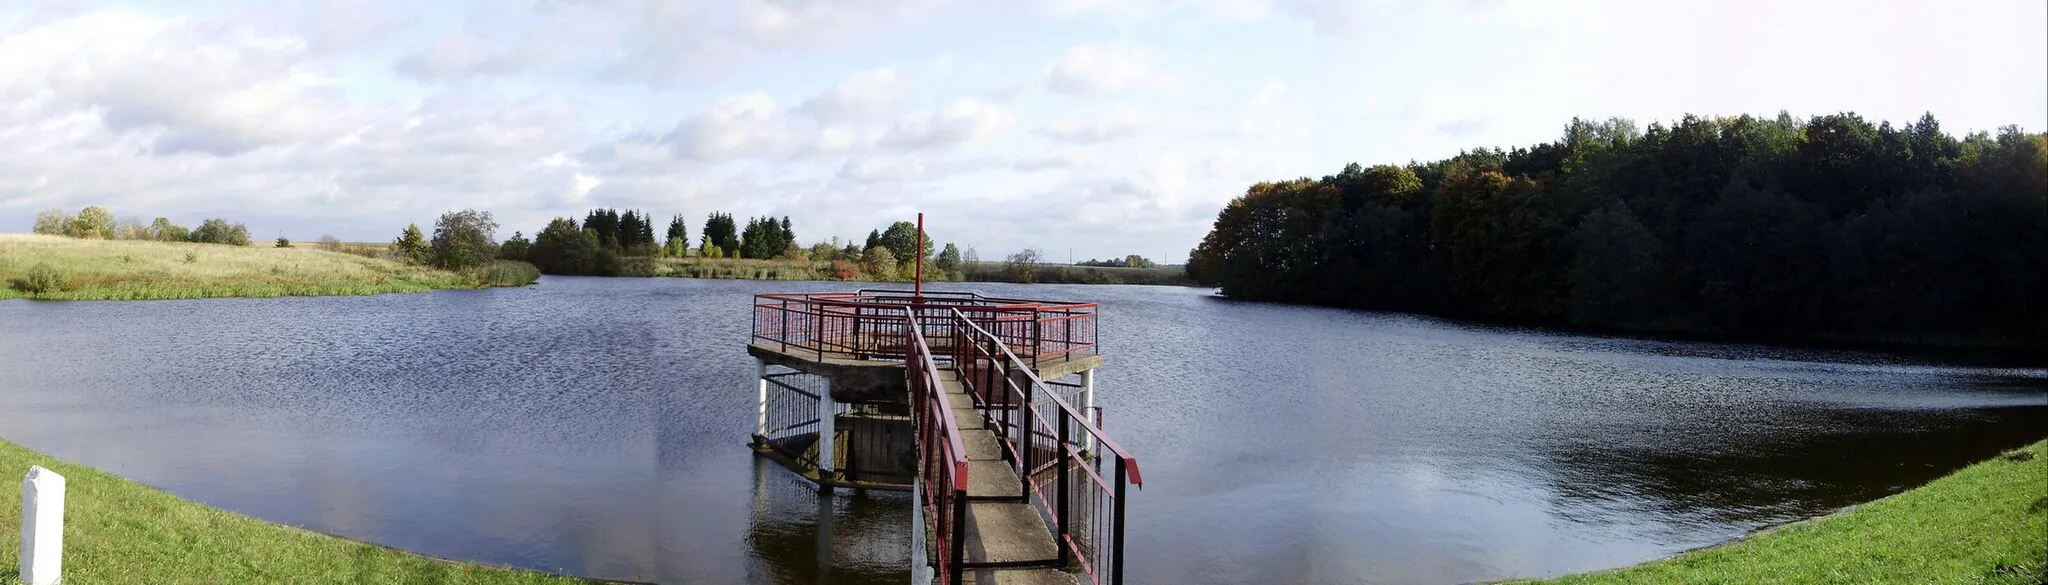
[940,369,1077,585]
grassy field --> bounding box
[0,438,598,584]
[1511,439,2048,585]
[0,234,532,300]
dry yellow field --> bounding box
[0,234,486,300]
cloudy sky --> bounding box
[2,0,2043,263]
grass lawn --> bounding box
[1511,439,2048,585]
[0,234,527,300]
[0,438,598,584]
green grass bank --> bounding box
[1511,439,2048,585]
[0,234,536,300]
[0,438,596,584]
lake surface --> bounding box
[1,278,2043,584]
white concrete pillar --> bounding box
[909,477,930,585]
[21,466,65,585]
[1080,369,1097,453]
[755,359,770,438]
[818,390,838,478]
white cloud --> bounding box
[2,11,354,156]
[664,92,804,160]
[1,0,2042,265]
[797,67,911,123]
[1038,106,1153,143]
[879,99,1014,150]
[1043,43,1181,95]
[394,0,955,85]
[1013,151,1101,172]
[839,154,931,183]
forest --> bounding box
[1187,112,2048,349]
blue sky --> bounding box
[2,0,2043,263]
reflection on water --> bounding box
[745,458,910,585]
[0,278,2042,584]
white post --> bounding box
[1080,369,1097,453]
[817,390,838,478]
[755,359,770,438]
[21,466,65,585]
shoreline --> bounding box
[1496,439,2048,584]
[0,436,613,584]
[1201,293,2048,364]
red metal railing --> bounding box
[752,291,1098,366]
[949,309,1141,585]
[908,310,972,585]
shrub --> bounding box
[472,260,540,287]
[275,236,292,248]
[429,209,499,270]
[183,251,198,264]
[69,205,114,239]
[394,223,429,264]
[14,263,69,295]
[191,218,251,245]
[32,209,71,235]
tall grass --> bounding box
[0,234,504,300]
[473,260,541,287]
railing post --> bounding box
[949,489,968,585]
[1064,312,1072,360]
[1057,411,1072,568]
[1113,460,1128,585]
[1018,362,1033,498]
[779,301,789,354]
[1032,309,1043,369]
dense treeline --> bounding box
[517,211,974,281]
[1189,113,2048,348]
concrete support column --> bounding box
[755,359,770,438]
[818,388,838,479]
[1080,368,1097,453]
[909,477,930,585]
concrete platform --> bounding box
[962,568,1078,585]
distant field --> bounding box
[0,234,500,300]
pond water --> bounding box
[0,278,2043,584]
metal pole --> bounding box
[1113,460,1127,585]
[949,490,967,585]
[915,212,925,303]
[1019,363,1033,498]
[1057,412,1071,567]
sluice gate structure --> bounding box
[748,290,1142,585]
